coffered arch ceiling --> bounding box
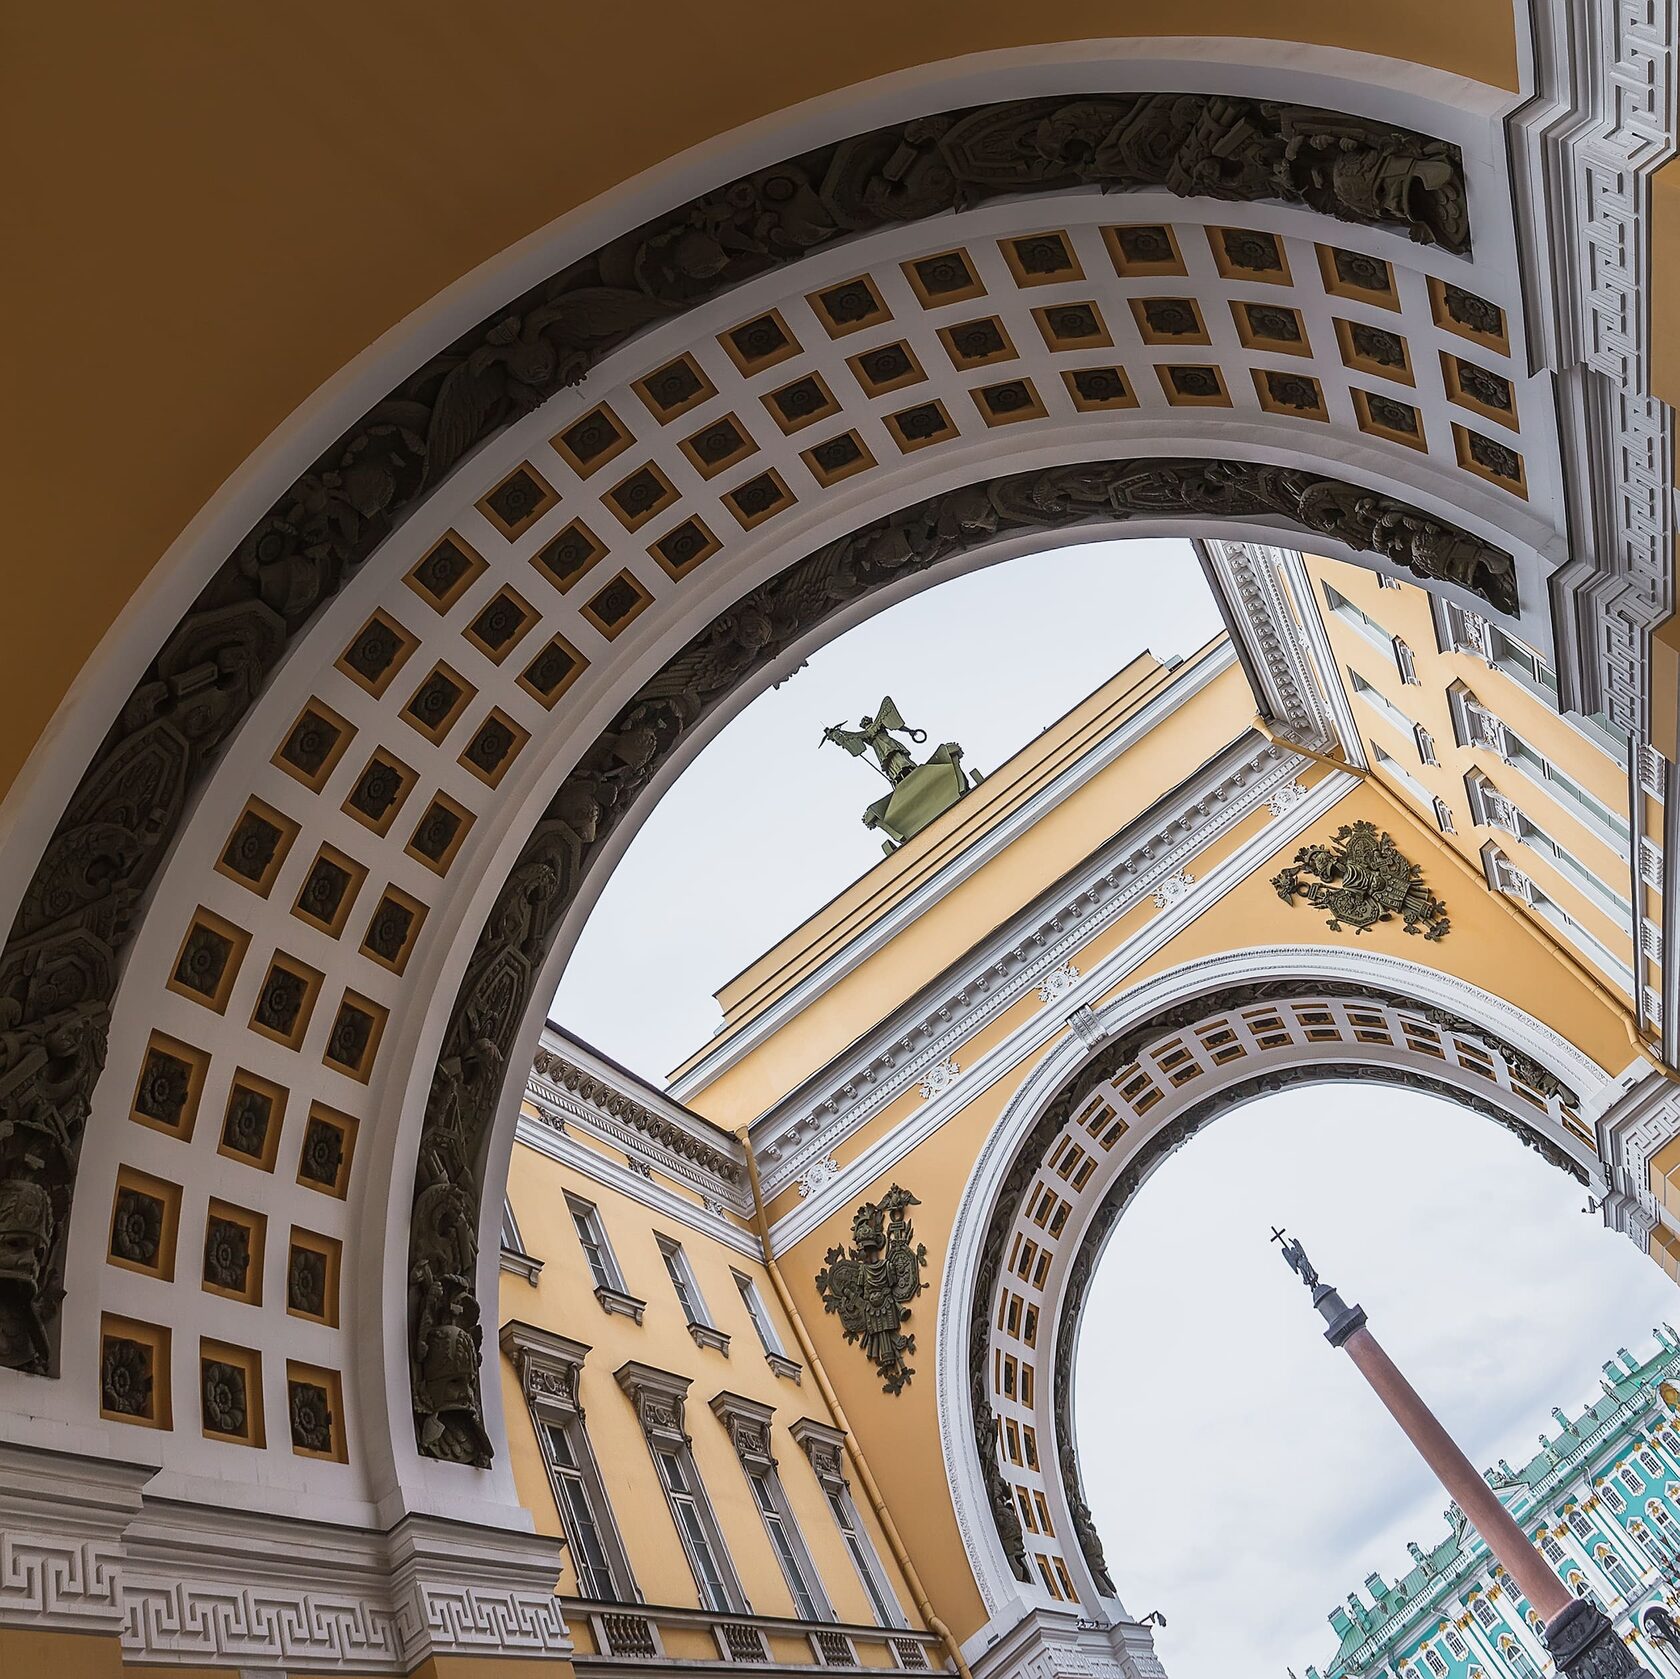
[935,954,1611,1618]
[0,52,1593,1541]
[6,8,1522,798]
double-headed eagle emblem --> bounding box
[1272,819,1450,941]
[815,1185,927,1394]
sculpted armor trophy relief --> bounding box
[815,1186,928,1394]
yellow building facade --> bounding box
[6,7,1680,1678]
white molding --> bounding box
[0,1448,569,1672]
[756,737,1312,1228]
[1512,0,1679,736]
[516,1111,762,1260]
[934,943,1618,1616]
[675,644,1240,1099]
[766,762,1347,1249]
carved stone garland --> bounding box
[405,463,1512,1463]
[963,976,1587,1589]
[0,93,1472,1380]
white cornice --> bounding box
[515,1110,761,1258]
[672,643,1240,1100]
[750,730,1298,1207]
[766,758,1352,1249]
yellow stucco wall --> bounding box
[500,1140,920,1630]
[685,649,1256,1121]
[4,3,1519,802]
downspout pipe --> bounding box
[740,1143,976,1679]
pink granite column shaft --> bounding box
[1342,1323,1571,1620]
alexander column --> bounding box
[1273,1230,1642,1676]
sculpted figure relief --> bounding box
[3,80,1474,1381]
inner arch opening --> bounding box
[1071,1082,1678,1679]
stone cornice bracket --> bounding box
[615,1360,692,1446]
[500,1319,590,1414]
[710,1390,777,1470]
[788,1417,849,1493]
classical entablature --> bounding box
[4,10,1680,1677]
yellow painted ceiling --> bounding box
[5,3,1518,800]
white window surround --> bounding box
[617,1362,747,1616]
[1482,842,1636,993]
[1463,768,1632,924]
[500,1198,544,1284]
[499,1320,638,1605]
[1323,582,1393,652]
[732,1270,783,1354]
[1371,743,1432,806]
[568,1195,646,1322]
[1350,667,1418,741]
[710,1393,831,1624]
[790,1416,904,1630]
[1433,599,1628,761]
[1447,681,1630,849]
[660,1236,730,1352]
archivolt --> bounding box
[0,91,1478,1381]
[406,463,1512,1464]
[960,975,1589,1599]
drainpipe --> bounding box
[740,1142,975,1679]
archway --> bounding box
[0,42,1665,1678]
[936,951,1610,1628]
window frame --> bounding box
[502,1320,639,1606]
[618,1361,748,1616]
[566,1194,623,1292]
[733,1269,785,1355]
[790,1416,905,1628]
[658,1234,712,1326]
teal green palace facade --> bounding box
[1305,1334,1680,1679]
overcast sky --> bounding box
[550,541,1679,1679]
[554,538,1224,1076]
[1082,1085,1678,1679]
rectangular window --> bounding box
[825,1485,899,1626]
[1504,800,1631,922]
[658,1237,710,1326]
[1323,583,1392,651]
[748,1465,825,1621]
[656,1447,735,1613]
[543,1419,625,1601]
[1372,744,1432,806]
[567,1197,620,1292]
[1349,668,1417,740]
[733,1271,784,1355]
[1504,732,1629,844]
[1523,883,1635,991]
